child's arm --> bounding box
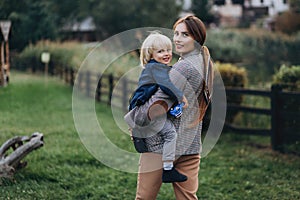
[151,63,184,104]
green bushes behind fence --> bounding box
[13,29,299,84]
[207,29,300,83]
[13,41,88,74]
[273,64,300,91]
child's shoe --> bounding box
[162,167,188,183]
[169,103,184,118]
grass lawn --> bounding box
[0,71,299,199]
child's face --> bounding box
[152,47,172,65]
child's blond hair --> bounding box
[140,32,172,66]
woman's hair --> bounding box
[173,14,206,46]
[140,32,172,66]
[174,15,213,127]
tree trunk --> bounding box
[0,132,44,180]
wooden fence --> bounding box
[58,67,300,151]
[225,86,300,151]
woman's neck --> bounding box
[180,48,200,58]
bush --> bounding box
[207,30,244,64]
[13,44,43,72]
[273,64,300,91]
[207,29,300,84]
[274,11,300,35]
[13,41,88,74]
[12,40,141,78]
[216,62,248,87]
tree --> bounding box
[91,0,182,38]
[191,0,214,24]
[0,0,59,50]
[0,0,183,50]
[274,11,300,34]
[273,0,300,34]
[289,0,300,13]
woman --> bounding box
[124,32,188,183]
[135,14,213,200]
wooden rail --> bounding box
[58,67,300,151]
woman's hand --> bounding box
[182,96,188,108]
[128,128,133,141]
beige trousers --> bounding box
[135,153,201,200]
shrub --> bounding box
[13,41,88,74]
[216,62,248,87]
[207,29,300,84]
[12,41,140,77]
[273,64,300,91]
[13,44,43,72]
[274,11,300,35]
[207,30,244,64]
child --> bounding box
[124,32,188,183]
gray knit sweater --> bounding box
[145,49,205,156]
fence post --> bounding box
[108,74,113,105]
[70,68,74,86]
[59,67,63,80]
[77,71,82,89]
[64,67,68,84]
[122,77,128,112]
[96,74,102,102]
[271,84,283,151]
[86,71,91,97]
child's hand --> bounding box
[182,96,188,108]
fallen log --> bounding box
[0,132,44,180]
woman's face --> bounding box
[173,22,195,54]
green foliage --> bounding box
[191,0,214,24]
[207,29,300,83]
[13,41,88,73]
[207,30,246,64]
[13,40,141,78]
[107,51,140,77]
[273,64,300,90]
[92,0,181,38]
[0,72,299,199]
[216,62,248,87]
[289,0,300,13]
[1,0,59,50]
[0,0,182,50]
